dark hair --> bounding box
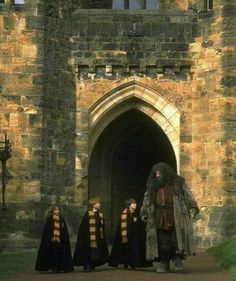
[125,198,136,208]
[146,162,177,191]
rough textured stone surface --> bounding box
[0,0,236,249]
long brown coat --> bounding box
[140,177,199,261]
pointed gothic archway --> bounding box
[88,80,180,241]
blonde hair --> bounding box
[89,197,101,208]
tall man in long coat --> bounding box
[140,162,199,273]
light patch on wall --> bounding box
[16,16,26,30]
[14,0,24,4]
[21,45,37,58]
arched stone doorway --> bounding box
[88,80,180,241]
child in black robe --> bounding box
[35,205,73,273]
[73,197,109,272]
[109,198,152,270]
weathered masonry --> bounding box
[0,0,236,248]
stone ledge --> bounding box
[73,9,195,17]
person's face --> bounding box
[155,170,161,179]
[93,202,101,210]
[129,202,137,211]
[53,207,60,215]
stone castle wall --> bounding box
[0,0,45,247]
[189,1,236,246]
[0,0,236,248]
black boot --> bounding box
[83,265,92,272]
[130,265,136,270]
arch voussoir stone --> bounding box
[89,80,181,167]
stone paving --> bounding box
[3,250,230,281]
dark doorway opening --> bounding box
[89,108,176,241]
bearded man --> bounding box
[140,162,199,273]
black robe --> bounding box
[35,216,73,272]
[109,211,152,267]
[73,210,109,266]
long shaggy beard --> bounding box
[156,177,166,188]
[149,176,165,190]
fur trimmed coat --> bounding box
[140,176,199,261]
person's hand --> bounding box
[190,208,199,220]
[141,215,148,222]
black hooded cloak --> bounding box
[109,210,152,268]
[35,216,73,272]
[73,210,109,266]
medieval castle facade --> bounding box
[0,0,236,248]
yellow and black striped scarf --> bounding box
[89,210,104,248]
[121,208,128,244]
[52,214,61,243]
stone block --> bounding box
[3,16,15,30]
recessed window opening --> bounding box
[112,0,158,9]
[146,0,158,9]
[14,0,24,4]
[129,0,144,9]
[205,0,213,11]
[112,0,124,9]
